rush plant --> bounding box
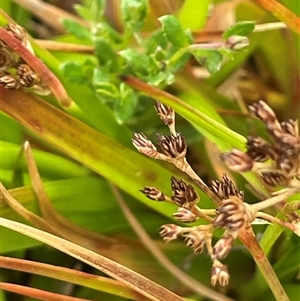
[1,1,299,301]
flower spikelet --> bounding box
[0,73,20,89]
[154,101,175,127]
[6,23,29,45]
[0,23,49,94]
[171,177,199,208]
[132,133,158,158]
[172,207,198,222]
[260,170,290,187]
[213,232,235,260]
[211,262,230,287]
[184,229,206,254]
[140,186,165,201]
[156,133,187,159]
[221,148,253,172]
[246,136,276,162]
[223,101,300,189]
[17,64,40,87]
[214,197,254,231]
[159,224,182,242]
[209,174,243,200]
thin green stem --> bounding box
[251,188,299,211]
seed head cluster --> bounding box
[222,101,300,189]
[0,23,49,95]
[132,100,300,288]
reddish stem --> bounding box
[252,0,300,35]
[238,228,289,301]
[0,282,92,301]
[0,27,71,106]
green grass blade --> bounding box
[0,87,177,217]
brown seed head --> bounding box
[0,74,20,89]
[0,41,19,70]
[221,148,253,172]
[170,177,199,208]
[17,64,40,87]
[213,233,235,260]
[281,119,298,138]
[214,196,252,232]
[260,170,290,187]
[6,23,28,44]
[184,230,206,254]
[154,101,175,126]
[209,174,243,200]
[172,207,198,222]
[132,133,158,158]
[156,133,187,159]
[159,224,182,242]
[5,23,34,54]
[248,100,277,123]
[246,136,274,162]
[140,186,165,201]
[211,263,230,287]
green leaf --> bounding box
[148,72,168,86]
[0,176,172,252]
[27,35,131,145]
[190,49,223,74]
[95,82,119,99]
[93,38,119,71]
[85,0,106,23]
[0,141,90,184]
[223,21,255,40]
[60,60,93,84]
[73,4,93,22]
[0,112,22,144]
[61,18,91,40]
[274,240,300,282]
[0,224,42,253]
[0,88,178,220]
[119,49,151,75]
[159,15,189,47]
[121,0,148,31]
[92,65,109,83]
[93,22,123,44]
[168,49,191,73]
[114,85,137,124]
[146,30,168,55]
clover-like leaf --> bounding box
[61,18,91,40]
[223,21,255,40]
[191,49,223,74]
[159,15,190,47]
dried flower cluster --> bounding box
[132,100,300,288]
[222,100,300,189]
[0,23,49,95]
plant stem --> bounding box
[251,188,299,211]
[256,212,297,232]
[0,256,147,300]
[0,27,71,106]
[0,282,92,301]
[0,217,185,301]
[238,228,289,301]
[252,0,300,35]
